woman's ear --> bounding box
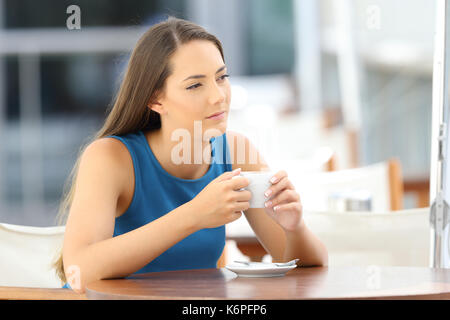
[148,101,165,115]
[147,91,166,115]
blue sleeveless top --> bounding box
[62,130,232,288]
[108,130,232,274]
[63,131,232,288]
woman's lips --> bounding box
[206,111,225,120]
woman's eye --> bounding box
[186,83,202,90]
[218,74,230,81]
[186,74,229,90]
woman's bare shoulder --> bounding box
[83,137,130,162]
[78,137,133,187]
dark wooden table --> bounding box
[85,266,450,300]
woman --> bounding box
[54,17,328,294]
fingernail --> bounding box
[264,189,272,197]
[273,205,279,211]
[270,176,277,183]
[265,201,272,207]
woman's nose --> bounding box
[208,83,226,105]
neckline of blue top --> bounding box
[138,130,216,183]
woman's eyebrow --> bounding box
[182,65,226,82]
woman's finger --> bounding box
[233,189,252,202]
[264,176,293,199]
[265,189,300,208]
[235,201,250,212]
[268,170,288,184]
[272,201,302,213]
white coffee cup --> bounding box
[233,171,274,208]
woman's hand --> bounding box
[189,168,251,230]
[263,170,303,232]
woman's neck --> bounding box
[145,128,212,180]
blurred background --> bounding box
[0,0,436,226]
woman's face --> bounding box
[156,40,231,138]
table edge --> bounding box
[0,286,87,300]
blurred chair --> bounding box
[302,207,430,267]
[226,158,405,262]
[227,207,430,267]
[0,223,64,288]
[292,158,404,212]
[403,174,430,208]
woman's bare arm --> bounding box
[62,138,200,293]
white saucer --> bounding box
[225,263,297,278]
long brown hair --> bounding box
[53,17,225,284]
